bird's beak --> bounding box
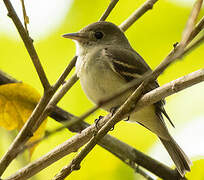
[62,32,89,41]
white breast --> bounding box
[76,48,131,111]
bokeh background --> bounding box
[0,0,204,179]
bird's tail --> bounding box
[159,137,192,177]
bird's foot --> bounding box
[94,115,104,133]
[124,116,130,121]
[110,125,115,131]
[110,106,120,116]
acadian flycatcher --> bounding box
[63,21,191,176]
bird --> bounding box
[63,21,191,176]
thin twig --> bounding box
[52,56,77,91]
[30,73,80,135]
[180,0,203,46]
[20,0,29,34]
[183,32,204,57]
[135,167,154,180]
[188,16,204,43]
[119,0,159,32]
[49,73,78,106]
[99,0,119,21]
[3,0,50,90]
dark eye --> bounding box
[94,31,103,39]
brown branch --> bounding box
[136,69,204,109]
[3,0,50,90]
[97,135,182,180]
[49,72,78,106]
[119,0,159,32]
[29,73,80,138]
[2,115,174,180]
[99,0,119,21]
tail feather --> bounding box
[159,137,192,177]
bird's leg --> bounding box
[110,106,120,115]
[111,106,130,122]
[110,126,114,131]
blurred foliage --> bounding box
[0,0,204,179]
[0,83,47,156]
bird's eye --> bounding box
[94,31,103,39]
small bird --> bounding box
[63,21,191,176]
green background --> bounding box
[0,0,204,179]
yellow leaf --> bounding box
[0,83,47,156]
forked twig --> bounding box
[20,0,29,34]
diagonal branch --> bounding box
[119,0,159,32]
[99,0,119,21]
[183,33,204,57]
[187,15,204,43]
[20,0,29,34]
[3,0,50,90]
[180,0,203,46]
